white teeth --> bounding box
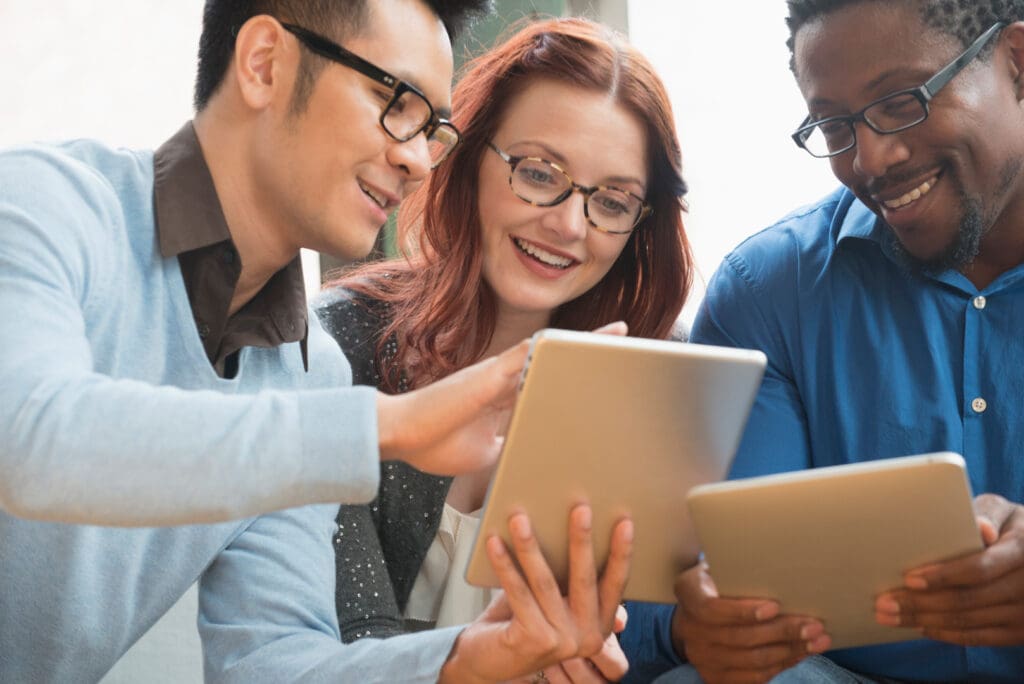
[359,182,387,209]
[514,238,573,268]
[883,177,937,209]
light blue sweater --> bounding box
[0,139,461,682]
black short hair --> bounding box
[785,0,1024,71]
[194,0,492,111]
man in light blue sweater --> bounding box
[0,0,633,681]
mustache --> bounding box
[865,168,939,196]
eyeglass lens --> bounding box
[804,93,925,156]
[381,90,458,166]
[509,157,642,233]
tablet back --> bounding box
[687,453,983,649]
[465,329,767,603]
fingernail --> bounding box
[806,635,831,653]
[754,603,778,621]
[905,575,928,590]
[800,622,822,640]
[876,597,900,614]
[487,535,507,556]
[875,612,900,627]
[510,514,532,540]
[575,505,592,530]
[619,518,634,543]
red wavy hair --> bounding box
[326,16,694,390]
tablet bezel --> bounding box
[686,452,984,649]
[464,328,767,603]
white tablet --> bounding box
[464,328,767,603]
[686,452,984,649]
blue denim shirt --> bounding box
[622,187,1024,682]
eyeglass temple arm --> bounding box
[922,21,1007,99]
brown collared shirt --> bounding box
[153,122,309,378]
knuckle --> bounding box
[724,622,765,648]
[954,588,975,615]
[534,573,560,596]
[555,634,579,661]
[576,632,604,658]
[534,630,562,658]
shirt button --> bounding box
[972,397,988,413]
[973,295,987,310]
[197,322,210,340]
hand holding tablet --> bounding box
[465,328,767,603]
[686,452,984,649]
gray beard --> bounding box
[886,196,984,276]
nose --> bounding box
[849,122,911,180]
[540,189,590,243]
[385,132,432,182]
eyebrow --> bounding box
[806,66,935,111]
[390,69,452,119]
[510,139,647,191]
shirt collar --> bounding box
[153,122,309,371]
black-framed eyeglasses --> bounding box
[487,142,651,235]
[792,21,1007,158]
[280,22,460,168]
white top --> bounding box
[404,503,497,629]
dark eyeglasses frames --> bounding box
[280,22,460,168]
[792,22,1007,158]
[488,142,651,235]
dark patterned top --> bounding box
[315,287,688,643]
[315,288,452,642]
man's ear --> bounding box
[1001,21,1024,101]
[232,15,296,111]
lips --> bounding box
[358,180,397,211]
[513,237,578,269]
[879,175,939,211]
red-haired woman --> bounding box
[316,16,693,683]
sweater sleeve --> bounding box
[0,147,379,526]
[316,291,408,640]
[199,504,463,683]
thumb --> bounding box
[977,515,1000,546]
[591,321,628,336]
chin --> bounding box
[887,213,984,276]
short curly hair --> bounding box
[194,0,492,111]
[785,0,1024,71]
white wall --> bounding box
[629,1,840,323]
[0,2,203,149]
[0,1,322,296]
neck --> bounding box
[193,109,299,316]
[964,235,1024,290]
[482,304,552,359]
[448,304,554,514]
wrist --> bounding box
[438,628,490,684]
[669,604,688,662]
[375,392,398,461]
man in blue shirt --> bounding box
[625,1,1024,682]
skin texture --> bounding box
[439,505,634,684]
[796,2,1024,289]
[671,5,1024,683]
[477,78,645,344]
